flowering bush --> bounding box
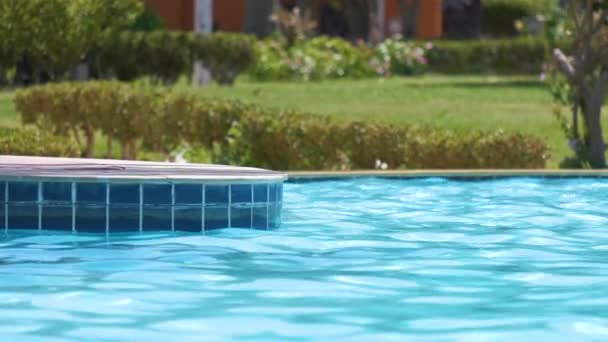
[248,40,291,81]
[249,36,431,81]
[371,37,431,77]
[249,36,373,81]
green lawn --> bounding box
[0,91,17,127]
[2,75,606,167]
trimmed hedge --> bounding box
[426,37,551,74]
[15,81,550,169]
[98,31,255,85]
[0,127,79,157]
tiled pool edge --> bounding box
[287,170,608,182]
[0,180,283,233]
[0,156,286,233]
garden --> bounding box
[0,0,607,170]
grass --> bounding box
[3,75,607,167]
[0,91,17,127]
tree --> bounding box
[0,0,142,84]
[0,0,74,84]
[68,0,143,79]
[553,0,608,168]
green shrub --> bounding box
[482,0,556,36]
[250,35,552,79]
[372,38,431,76]
[191,32,257,85]
[15,81,550,169]
[249,36,436,81]
[15,81,151,158]
[249,36,374,81]
[426,37,553,74]
[98,31,255,85]
[0,127,79,157]
[130,6,164,32]
[0,0,142,84]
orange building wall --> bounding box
[417,0,442,38]
[146,0,194,31]
[214,0,246,32]
[146,0,441,38]
[385,0,442,39]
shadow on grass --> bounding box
[414,79,547,89]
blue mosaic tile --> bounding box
[110,184,140,205]
[143,206,172,231]
[231,206,252,228]
[0,204,4,229]
[7,204,38,229]
[109,206,140,232]
[1,179,284,232]
[174,207,202,232]
[43,182,72,203]
[0,181,5,202]
[206,185,229,206]
[41,205,72,231]
[8,181,38,203]
[269,203,282,229]
[205,207,229,230]
[143,184,171,206]
[231,184,252,204]
[76,206,106,233]
[77,183,107,204]
[254,184,268,203]
[269,183,278,203]
[175,184,202,205]
[252,206,268,229]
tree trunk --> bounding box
[128,139,138,160]
[105,135,113,158]
[244,0,275,38]
[84,127,95,158]
[120,142,128,160]
[583,92,607,168]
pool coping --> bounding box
[287,169,608,180]
[0,155,287,183]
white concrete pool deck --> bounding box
[0,155,287,183]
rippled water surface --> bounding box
[3,177,608,341]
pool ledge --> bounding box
[0,156,286,232]
[0,155,287,183]
[288,169,608,180]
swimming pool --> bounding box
[2,177,608,340]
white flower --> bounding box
[375,159,388,170]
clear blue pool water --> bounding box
[2,177,608,341]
